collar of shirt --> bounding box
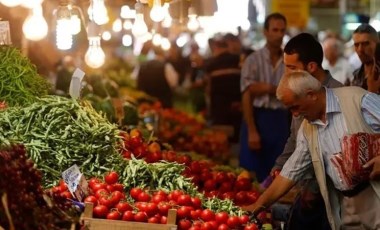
[263,46,284,71]
[310,87,341,126]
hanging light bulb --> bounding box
[0,0,22,7]
[56,0,72,50]
[85,36,105,69]
[20,0,43,9]
[22,5,48,41]
[150,0,165,22]
[187,6,199,32]
[112,18,122,32]
[132,3,148,37]
[88,0,109,25]
[69,4,82,35]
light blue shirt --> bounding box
[281,88,380,191]
[240,46,285,109]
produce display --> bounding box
[0,145,74,230]
[0,46,275,230]
[0,45,50,106]
[0,95,123,187]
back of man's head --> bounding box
[284,33,324,67]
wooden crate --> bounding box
[80,203,177,230]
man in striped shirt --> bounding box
[240,12,289,182]
[245,70,380,229]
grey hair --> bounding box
[277,70,322,100]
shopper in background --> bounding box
[351,23,379,91]
[272,32,342,230]
[322,36,354,85]
[244,70,380,230]
[240,12,289,182]
[367,42,380,94]
[204,36,242,143]
[137,45,178,108]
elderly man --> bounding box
[244,70,380,230]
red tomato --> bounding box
[60,191,72,199]
[135,202,148,212]
[160,215,167,224]
[207,220,218,229]
[244,223,259,230]
[110,191,124,204]
[168,190,184,201]
[122,210,135,221]
[176,206,191,219]
[98,196,113,208]
[115,202,132,213]
[219,181,233,193]
[239,215,250,225]
[153,190,167,197]
[176,155,191,166]
[93,205,109,218]
[89,178,101,189]
[234,178,252,191]
[148,216,159,224]
[95,189,109,199]
[221,192,235,201]
[145,202,158,217]
[151,194,167,204]
[137,192,151,202]
[107,210,121,220]
[215,172,228,183]
[129,136,143,149]
[113,183,124,192]
[105,171,119,185]
[190,161,202,173]
[177,194,192,206]
[84,195,98,206]
[217,223,229,230]
[134,211,148,222]
[201,209,215,221]
[203,179,217,191]
[234,191,247,205]
[226,216,240,228]
[178,219,192,230]
[158,202,171,216]
[191,197,202,209]
[130,187,143,200]
[190,209,202,220]
[92,183,107,193]
[201,222,214,230]
[246,191,259,204]
[215,212,229,224]
[106,184,116,192]
[59,180,68,191]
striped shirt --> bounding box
[281,88,380,191]
[241,46,285,109]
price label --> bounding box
[69,68,85,99]
[0,21,12,45]
[62,164,88,201]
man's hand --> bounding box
[248,130,261,151]
[364,156,380,180]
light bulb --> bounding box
[22,6,48,41]
[0,0,22,7]
[123,20,133,30]
[150,0,165,22]
[152,33,162,46]
[85,36,105,69]
[56,3,73,50]
[161,38,171,51]
[122,34,132,46]
[187,16,199,32]
[112,18,122,32]
[21,0,43,9]
[102,31,111,41]
[162,15,172,28]
[132,13,148,37]
[70,15,81,35]
[88,0,109,25]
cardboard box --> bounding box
[80,203,177,230]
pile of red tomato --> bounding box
[52,171,263,230]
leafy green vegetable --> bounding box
[0,45,51,106]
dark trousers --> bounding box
[239,107,289,182]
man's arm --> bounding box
[242,89,261,150]
[272,116,303,170]
[249,82,277,96]
[242,175,296,214]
